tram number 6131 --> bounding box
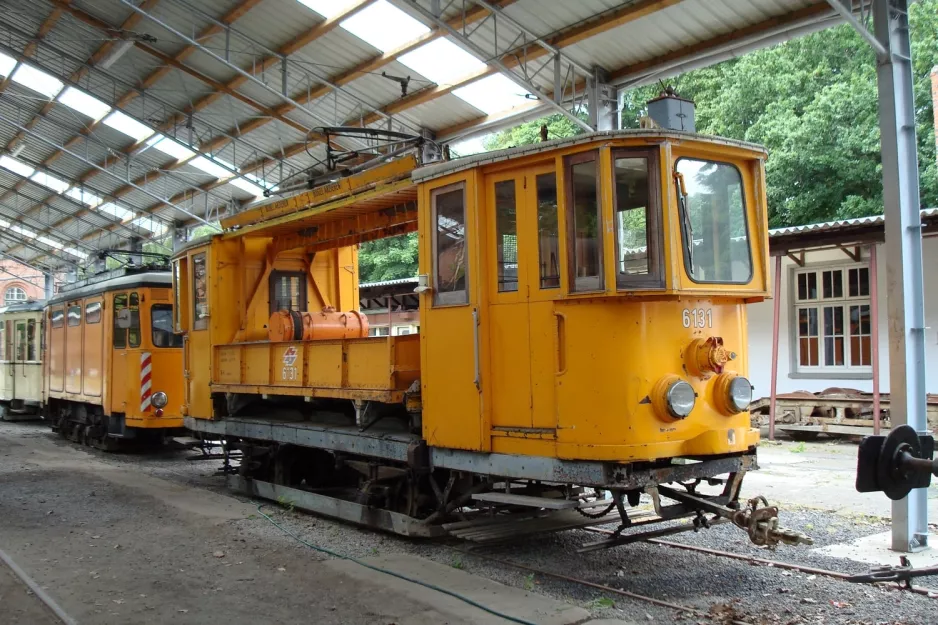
[682,308,713,329]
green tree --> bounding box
[483,1,938,227]
[358,233,419,283]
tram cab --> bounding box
[414,131,769,461]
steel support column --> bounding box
[44,273,53,300]
[873,0,928,552]
[769,255,782,441]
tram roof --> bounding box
[48,270,172,305]
[413,130,768,182]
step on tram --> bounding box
[175,123,810,549]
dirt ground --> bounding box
[0,425,536,625]
[0,560,60,625]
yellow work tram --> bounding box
[44,268,185,449]
[177,128,807,548]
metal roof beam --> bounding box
[0,186,104,253]
[825,0,887,57]
[0,226,81,267]
[392,0,592,132]
[0,116,218,229]
[115,0,371,147]
[0,250,57,274]
[0,19,290,195]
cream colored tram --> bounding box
[0,301,44,421]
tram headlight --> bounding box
[651,375,696,421]
[713,373,752,415]
[151,391,168,409]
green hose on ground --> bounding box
[256,504,540,625]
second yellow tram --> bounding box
[176,128,808,548]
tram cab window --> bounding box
[565,152,603,292]
[152,304,183,347]
[612,151,663,289]
[675,158,752,284]
[113,292,143,348]
[432,183,468,306]
[269,271,307,314]
[535,173,560,289]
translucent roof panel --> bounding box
[340,1,429,52]
[296,0,357,18]
[189,155,234,180]
[97,202,134,221]
[0,156,35,179]
[65,187,103,208]
[36,236,63,249]
[57,87,111,121]
[145,134,196,162]
[11,225,37,239]
[64,247,88,259]
[101,111,155,142]
[228,176,265,196]
[130,215,166,234]
[12,63,64,99]
[0,52,15,77]
[29,170,70,194]
[399,38,487,86]
[453,74,531,114]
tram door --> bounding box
[485,165,559,432]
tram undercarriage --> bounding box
[188,411,811,550]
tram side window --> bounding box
[51,310,64,329]
[85,301,102,324]
[536,173,560,289]
[612,151,663,288]
[113,294,127,348]
[151,304,183,348]
[432,183,468,306]
[565,152,603,292]
[128,292,141,348]
[26,319,36,361]
[15,321,26,361]
[193,252,209,330]
[67,306,81,327]
[494,180,518,292]
[675,158,752,284]
[269,271,307,314]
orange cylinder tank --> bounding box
[268,306,369,341]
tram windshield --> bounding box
[675,158,753,284]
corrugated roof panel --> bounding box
[401,94,487,132]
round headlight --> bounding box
[727,376,752,412]
[665,380,696,419]
[151,391,168,409]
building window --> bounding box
[793,264,872,374]
[4,286,26,304]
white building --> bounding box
[748,209,938,401]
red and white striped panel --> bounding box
[140,351,152,413]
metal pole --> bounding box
[870,244,881,435]
[769,255,782,441]
[873,0,928,553]
[44,273,53,300]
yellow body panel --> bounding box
[418,136,767,462]
[44,284,184,429]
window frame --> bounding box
[790,261,874,378]
[151,303,183,348]
[192,252,209,331]
[564,150,604,293]
[533,170,561,291]
[50,309,64,329]
[113,293,127,349]
[4,286,26,305]
[85,301,102,324]
[675,157,754,285]
[611,147,664,290]
[66,305,81,327]
[268,270,308,315]
[431,181,470,307]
